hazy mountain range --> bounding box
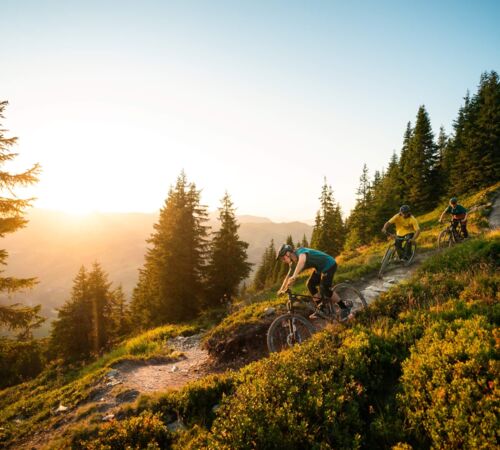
[1,209,312,334]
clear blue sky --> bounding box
[1,1,499,221]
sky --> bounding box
[1,1,499,222]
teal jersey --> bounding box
[445,204,467,215]
[295,247,335,273]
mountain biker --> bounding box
[381,205,421,260]
[276,244,350,319]
[439,197,469,238]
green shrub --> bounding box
[71,411,172,449]
[399,317,499,449]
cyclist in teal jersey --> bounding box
[276,244,349,317]
[439,197,469,238]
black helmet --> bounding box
[400,205,410,214]
[450,197,458,204]
[276,244,293,260]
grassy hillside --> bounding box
[64,231,499,449]
[0,185,497,448]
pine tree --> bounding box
[87,263,113,354]
[49,264,116,361]
[49,267,94,361]
[206,192,251,307]
[253,240,275,291]
[345,164,373,248]
[451,71,500,193]
[0,101,43,336]
[131,172,209,326]
[311,179,345,256]
[109,285,131,340]
[398,122,413,201]
[404,106,439,213]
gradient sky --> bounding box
[1,1,499,221]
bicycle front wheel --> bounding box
[403,241,417,266]
[438,229,452,248]
[379,245,395,277]
[332,283,367,313]
[267,313,315,353]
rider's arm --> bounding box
[287,253,306,285]
[277,264,293,294]
[411,217,420,242]
[439,208,447,223]
[381,220,390,233]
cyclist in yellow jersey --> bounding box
[381,205,420,260]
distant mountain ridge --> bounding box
[1,209,312,334]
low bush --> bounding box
[399,316,498,449]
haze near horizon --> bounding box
[1,1,499,221]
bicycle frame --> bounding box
[283,290,334,321]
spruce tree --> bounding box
[345,164,373,248]
[311,179,345,256]
[404,106,439,213]
[451,71,500,193]
[0,101,43,336]
[205,192,251,307]
[49,264,116,361]
[131,172,209,326]
[109,285,131,340]
[49,267,94,361]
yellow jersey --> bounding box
[388,214,420,236]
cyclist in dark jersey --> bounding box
[439,197,469,238]
[276,244,349,318]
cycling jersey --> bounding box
[295,247,335,273]
[445,204,467,220]
[388,214,420,237]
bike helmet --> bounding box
[276,243,293,260]
[399,205,411,214]
[450,197,458,204]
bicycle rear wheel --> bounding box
[379,245,395,277]
[332,283,367,314]
[438,229,452,248]
[267,313,315,353]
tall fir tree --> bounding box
[345,164,373,248]
[310,179,345,256]
[131,172,209,327]
[49,264,116,361]
[398,121,413,202]
[253,240,276,291]
[404,106,439,213]
[205,192,251,307]
[451,71,500,194]
[0,101,43,337]
[49,267,93,361]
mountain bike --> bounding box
[378,233,416,278]
[267,284,367,353]
[437,220,465,248]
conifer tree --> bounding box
[253,240,275,291]
[310,179,345,256]
[131,172,209,326]
[49,264,116,361]
[49,267,94,361]
[398,122,413,201]
[0,101,43,336]
[345,164,373,248]
[300,234,309,247]
[109,285,131,340]
[451,71,500,193]
[404,106,439,213]
[205,192,251,307]
[87,262,113,354]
